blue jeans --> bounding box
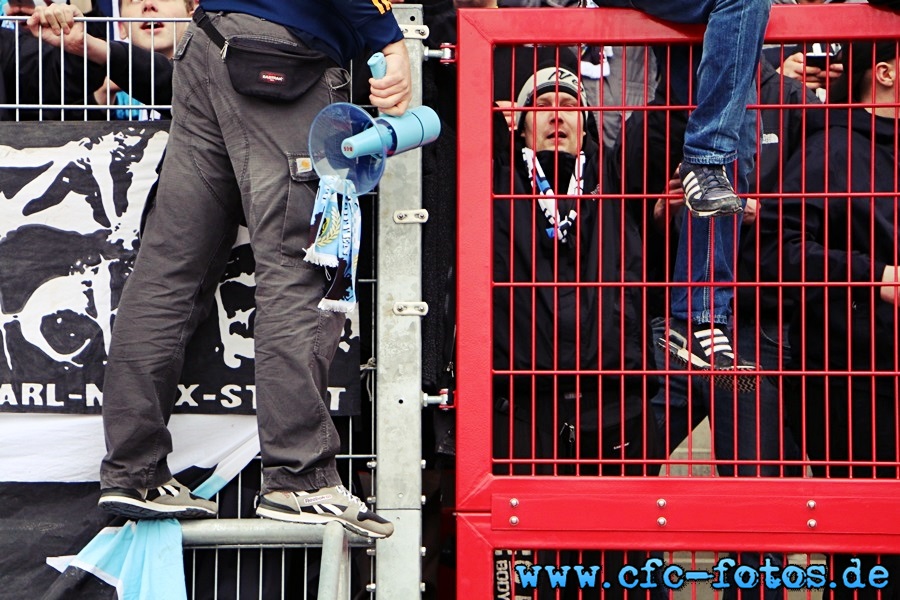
[670,208,743,325]
[596,0,770,163]
[597,0,770,325]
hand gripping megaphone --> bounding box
[308,52,442,194]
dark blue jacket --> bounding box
[199,0,403,66]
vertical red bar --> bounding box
[456,9,499,510]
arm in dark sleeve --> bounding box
[60,42,107,103]
[760,136,879,288]
[331,0,403,50]
[106,40,172,106]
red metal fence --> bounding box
[456,4,900,597]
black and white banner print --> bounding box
[0,121,361,417]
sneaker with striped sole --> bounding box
[256,485,394,539]
[679,161,743,218]
[658,318,757,393]
[98,478,217,520]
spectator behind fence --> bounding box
[93,0,411,540]
[492,58,661,600]
[26,0,192,118]
[492,60,659,477]
[758,41,900,598]
[732,57,817,474]
[622,55,813,470]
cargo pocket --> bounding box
[281,152,320,267]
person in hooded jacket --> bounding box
[491,56,662,600]
[492,60,659,477]
[757,41,900,598]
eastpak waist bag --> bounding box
[193,8,334,102]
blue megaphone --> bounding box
[340,105,441,159]
[307,52,442,194]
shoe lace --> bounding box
[335,485,368,513]
[695,165,732,191]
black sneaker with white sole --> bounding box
[679,161,743,218]
[658,318,757,393]
[256,484,394,539]
[98,479,217,520]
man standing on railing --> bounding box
[593,0,771,382]
[92,0,410,540]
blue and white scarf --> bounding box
[521,146,585,244]
[305,175,361,312]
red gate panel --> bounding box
[457,4,900,598]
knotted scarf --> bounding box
[521,146,585,244]
[305,174,361,312]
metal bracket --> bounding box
[392,302,428,316]
[400,24,429,39]
[422,388,452,409]
[393,209,429,224]
[425,44,455,63]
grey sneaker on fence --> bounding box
[256,484,395,539]
[679,161,743,218]
[98,478,217,520]
[658,318,757,393]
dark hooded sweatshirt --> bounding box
[757,107,900,395]
[492,116,656,431]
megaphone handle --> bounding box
[367,52,386,79]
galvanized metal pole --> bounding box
[318,521,350,600]
[375,4,426,598]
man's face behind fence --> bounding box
[520,90,583,155]
[118,0,193,58]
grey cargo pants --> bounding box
[100,12,348,494]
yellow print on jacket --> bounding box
[371,0,392,14]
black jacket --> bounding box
[492,122,655,427]
[757,108,900,388]
[737,58,820,321]
[752,58,821,196]
[107,41,174,108]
